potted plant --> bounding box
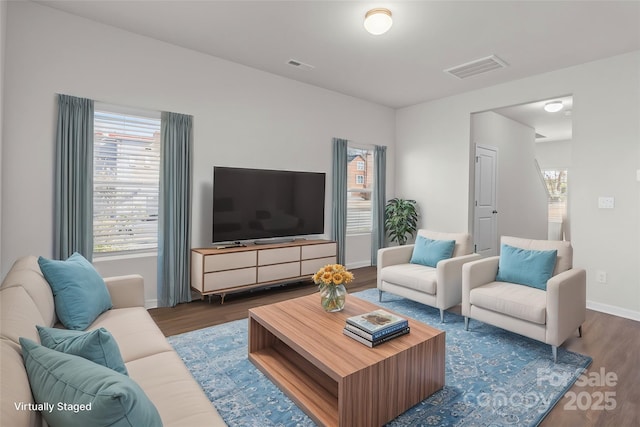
[384,198,418,245]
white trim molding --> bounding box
[93,251,158,263]
[347,261,372,270]
[145,299,158,310]
[587,300,640,322]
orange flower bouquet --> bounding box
[312,264,354,312]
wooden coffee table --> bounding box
[248,293,445,427]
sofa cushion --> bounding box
[380,263,437,295]
[1,340,40,427]
[470,281,547,325]
[0,286,45,347]
[38,253,112,330]
[496,244,557,290]
[1,256,57,327]
[89,307,174,363]
[410,235,456,268]
[126,351,227,426]
[37,326,128,375]
[501,236,572,276]
[418,229,472,257]
[20,337,162,427]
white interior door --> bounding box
[474,145,498,257]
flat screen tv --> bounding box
[212,166,326,244]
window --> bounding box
[347,146,374,235]
[93,106,161,254]
[542,169,568,223]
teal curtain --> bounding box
[331,138,348,265]
[371,145,387,265]
[158,112,193,307]
[54,94,94,261]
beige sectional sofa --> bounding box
[0,256,226,427]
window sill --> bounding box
[93,252,158,263]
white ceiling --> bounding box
[494,95,573,143]
[35,0,640,110]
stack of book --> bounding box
[343,309,410,347]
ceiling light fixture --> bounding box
[544,100,564,113]
[364,8,392,35]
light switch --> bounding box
[598,197,614,209]
[596,270,607,284]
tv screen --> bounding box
[212,166,326,243]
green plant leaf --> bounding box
[384,198,418,245]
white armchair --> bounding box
[377,230,481,322]
[462,236,586,362]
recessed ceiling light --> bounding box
[364,8,392,35]
[544,101,564,113]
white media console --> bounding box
[191,239,337,303]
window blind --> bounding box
[347,191,373,234]
[346,146,374,235]
[93,109,161,253]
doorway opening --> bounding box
[471,95,573,254]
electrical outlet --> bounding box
[596,270,607,284]
[598,197,614,209]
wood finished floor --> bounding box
[149,266,640,427]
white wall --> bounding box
[92,254,158,308]
[536,139,572,169]
[1,2,395,305]
[471,111,548,240]
[395,101,472,232]
[346,234,372,269]
[396,51,640,318]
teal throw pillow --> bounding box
[409,236,456,268]
[37,326,128,375]
[19,338,162,427]
[38,252,112,330]
[496,243,558,290]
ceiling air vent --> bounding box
[444,55,508,79]
[287,59,315,71]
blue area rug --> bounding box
[168,289,591,426]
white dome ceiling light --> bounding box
[364,8,393,35]
[544,100,564,113]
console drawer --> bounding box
[302,243,337,260]
[258,262,301,283]
[301,256,338,276]
[204,267,256,292]
[258,247,300,266]
[204,251,256,272]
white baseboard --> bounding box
[346,261,372,270]
[145,299,158,309]
[587,300,640,322]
